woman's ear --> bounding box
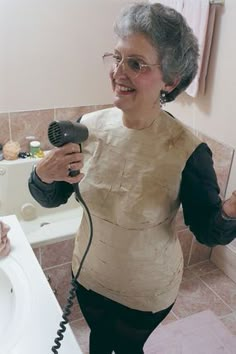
[160,77,180,105]
[162,77,180,94]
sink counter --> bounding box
[0,215,82,354]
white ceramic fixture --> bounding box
[0,215,82,354]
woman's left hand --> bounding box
[222,191,236,218]
[0,221,11,258]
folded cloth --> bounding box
[0,221,11,257]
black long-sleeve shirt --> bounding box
[28,142,236,247]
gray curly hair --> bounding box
[114,2,199,102]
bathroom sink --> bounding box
[0,255,31,353]
[0,215,82,354]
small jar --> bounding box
[30,141,41,157]
[26,135,36,153]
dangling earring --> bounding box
[160,90,167,107]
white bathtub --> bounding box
[0,157,83,247]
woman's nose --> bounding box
[113,59,127,78]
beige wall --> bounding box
[0,0,130,111]
[1,0,236,195]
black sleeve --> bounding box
[180,143,236,247]
[28,168,74,208]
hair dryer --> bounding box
[48,120,89,177]
[48,120,88,147]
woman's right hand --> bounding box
[222,191,236,219]
[0,221,11,258]
[35,143,84,184]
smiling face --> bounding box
[109,33,166,126]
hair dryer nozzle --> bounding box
[48,120,89,147]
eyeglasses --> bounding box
[102,52,160,79]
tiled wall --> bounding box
[0,106,233,191]
[175,129,235,268]
[0,105,112,152]
[1,105,234,320]
[197,132,234,199]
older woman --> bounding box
[29,3,236,354]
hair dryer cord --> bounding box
[51,184,93,353]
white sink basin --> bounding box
[0,215,82,354]
[0,255,31,354]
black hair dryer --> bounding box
[48,120,89,177]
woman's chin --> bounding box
[113,100,122,109]
[113,96,131,112]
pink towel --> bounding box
[183,0,216,97]
[149,0,216,97]
[0,220,11,257]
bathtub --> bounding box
[0,157,83,247]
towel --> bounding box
[183,0,216,97]
[0,221,11,257]
[149,0,216,97]
[196,3,217,95]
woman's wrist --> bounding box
[33,165,54,185]
[221,208,236,221]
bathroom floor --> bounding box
[70,260,236,354]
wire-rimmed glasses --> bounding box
[102,52,160,79]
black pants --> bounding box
[75,281,174,354]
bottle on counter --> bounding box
[30,141,41,157]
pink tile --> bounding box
[200,269,236,310]
[220,312,236,335]
[6,105,114,154]
[70,317,90,354]
[172,277,232,318]
[230,238,236,249]
[44,263,81,321]
[32,247,41,264]
[0,113,10,145]
[41,239,74,269]
[175,209,188,232]
[177,229,193,266]
[144,310,236,354]
[182,267,196,282]
[188,260,218,276]
[55,107,91,122]
[188,237,211,265]
[161,311,178,325]
[55,104,112,122]
[198,132,234,198]
[10,109,54,151]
